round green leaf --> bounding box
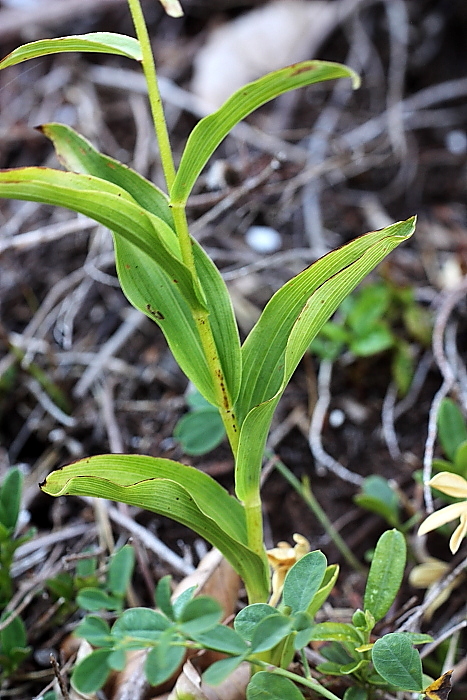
[112,608,170,642]
[234,604,279,642]
[203,655,246,686]
[372,633,423,691]
[247,671,304,700]
[174,408,226,455]
[178,597,223,635]
[282,550,327,614]
[145,636,185,686]
[71,649,112,694]
[250,615,291,653]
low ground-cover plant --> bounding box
[70,530,435,699]
[433,398,467,478]
[309,279,432,395]
[0,0,421,695]
[0,468,33,682]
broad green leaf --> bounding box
[75,616,112,647]
[344,688,368,700]
[108,648,127,671]
[437,398,467,462]
[203,655,246,686]
[40,455,269,600]
[250,615,291,653]
[71,649,113,694]
[247,672,304,700]
[112,608,170,642]
[145,632,185,686]
[178,597,223,635]
[340,660,366,675]
[307,622,362,644]
[235,219,416,501]
[282,550,327,614]
[234,604,280,642]
[40,123,242,406]
[346,282,390,335]
[454,441,467,475]
[173,586,197,619]
[155,576,175,620]
[0,33,142,70]
[108,544,135,598]
[192,624,248,655]
[349,324,394,357]
[76,587,121,612]
[0,615,27,654]
[40,123,172,224]
[0,468,23,531]
[174,407,226,455]
[371,633,423,691]
[306,564,339,619]
[171,61,359,205]
[363,530,406,622]
[0,167,229,404]
[354,475,400,527]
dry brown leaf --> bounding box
[111,549,240,700]
[191,0,339,108]
[172,547,240,618]
[166,659,251,700]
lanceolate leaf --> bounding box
[37,124,242,405]
[0,167,229,404]
[170,61,359,205]
[234,219,416,501]
[363,529,406,622]
[39,123,172,224]
[40,455,268,598]
[0,33,142,70]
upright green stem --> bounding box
[127,0,176,191]
[127,0,239,455]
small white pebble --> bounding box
[329,409,345,428]
[245,225,282,254]
[445,129,467,155]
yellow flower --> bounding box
[267,534,310,607]
[418,472,467,553]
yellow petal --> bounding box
[292,533,310,558]
[450,512,467,553]
[409,560,449,588]
[418,501,467,536]
[429,472,467,498]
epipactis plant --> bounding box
[0,0,415,605]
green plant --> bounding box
[0,0,415,607]
[47,544,135,617]
[173,387,226,455]
[0,468,34,681]
[309,280,431,395]
[70,530,433,699]
[433,397,467,478]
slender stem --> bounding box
[127,0,176,191]
[272,456,366,574]
[254,661,343,700]
[244,494,265,556]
